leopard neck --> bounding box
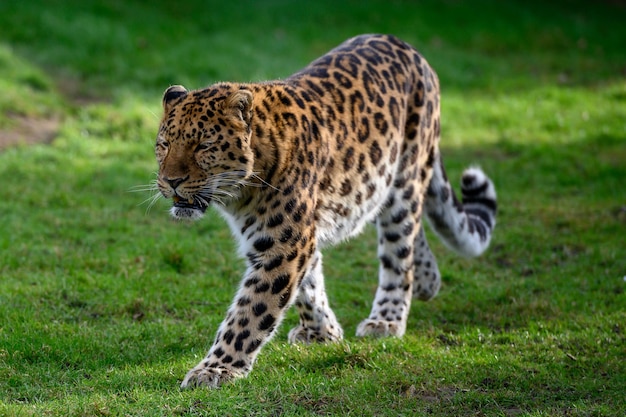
[246,82,297,188]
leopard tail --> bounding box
[424,155,497,257]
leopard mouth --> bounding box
[172,195,209,213]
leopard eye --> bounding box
[157,139,169,150]
[195,142,211,152]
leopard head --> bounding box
[155,84,255,220]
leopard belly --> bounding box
[315,172,391,247]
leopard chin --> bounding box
[170,196,209,220]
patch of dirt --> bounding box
[0,115,61,150]
[0,76,103,151]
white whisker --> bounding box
[140,192,163,214]
[129,173,159,193]
[183,169,277,209]
[213,189,237,199]
[251,173,281,191]
[195,194,211,207]
[129,183,159,193]
[130,175,163,214]
[148,109,159,120]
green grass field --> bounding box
[1,0,625,415]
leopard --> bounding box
[154,34,497,389]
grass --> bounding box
[0,0,625,415]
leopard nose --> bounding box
[165,175,188,190]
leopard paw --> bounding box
[288,324,344,344]
[355,319,405,338]
[180,362,240,389]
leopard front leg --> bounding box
[181,234,309,389]
[412,225,441,301]
[288,250,343,343]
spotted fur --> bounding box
[154,34,497,388]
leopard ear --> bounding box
[162,85,188,112]
[222,89,253,126]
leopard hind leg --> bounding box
[356,183,422,338]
